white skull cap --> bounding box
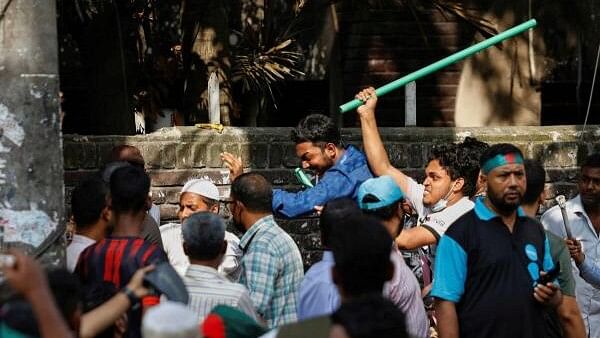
[142,301,199,338]
[181,179,220,201]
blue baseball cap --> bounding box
[357,176,404,210]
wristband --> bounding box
[121,286,140,310]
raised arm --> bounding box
[355,87,411,194]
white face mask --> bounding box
[430,180,458,213]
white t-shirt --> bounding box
[66,234,96,272]
[160,223,243,281]
[405,177,474,260]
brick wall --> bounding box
[338,7,473,127]
[63,125,600,266]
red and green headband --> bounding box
[482,153,524,174]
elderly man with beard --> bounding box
[542,153,600,337]
[160,179,242,280]
[431,143,561,338]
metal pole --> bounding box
[405,82,416,126]
[339,19,538,113]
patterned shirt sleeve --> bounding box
[241,244,279,317]
[238,288,261,322]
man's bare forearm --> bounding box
[435,299,460,338]
[558,296,586,338]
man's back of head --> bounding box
[71,174,109,231]
[331,294,408,338]
[523,159,546,215]
[111,145,145,168]
[330,215,393,299]
[109,165,150,215]
[182,212,226,263]
[320,198,362,249]
[230,172,273,214]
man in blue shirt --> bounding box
[297,198,361,320]
[222,114,372,218]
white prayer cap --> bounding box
[142,301,200,338]
[181,179,220,201]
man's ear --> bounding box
[210,204,220,214]
[221,240,227,254]
[145,195,152,211]
[106,196,113,211]
[385,261,395,282]
[453,177,465,193]
[324,143,338,159]
[101,206,112,222]
[331,266,341,287]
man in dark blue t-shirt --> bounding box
[431,143,562,338]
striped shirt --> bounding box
[239,215,304,328]
[184,264,258,323]
[75,237,168,338]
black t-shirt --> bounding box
[431,198,555,338]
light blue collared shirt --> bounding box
[297,251,340,320]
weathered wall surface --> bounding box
[63,125,600,265]
[0,0,64,267]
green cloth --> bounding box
[547,231,576,297]
[0,323,37,338]
[202,305,267,338]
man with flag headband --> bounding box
[431,143,561,338]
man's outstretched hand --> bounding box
[221,152,243,182]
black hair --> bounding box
[330,215,392,296]
[109,165,150,214]
[523,159,546,205]
[582,153,600,169]
[331,294,409,338]
[47,269,82,325]
[290,114,341,146]
[230,173,273,213]
[479,143,524,169]
[459,137,490,197]
[182,212,226,261]
[71,174,109,230]
[320,198,362,248]
[360,194,401,221]
[429,141,482,197]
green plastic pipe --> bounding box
[339,18,538,113]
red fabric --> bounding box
[103,240,119,282]
[202,314,226,338]
[112,240,128,286]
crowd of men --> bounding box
[1,87,600,338]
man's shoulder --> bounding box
[160,222,181,234]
